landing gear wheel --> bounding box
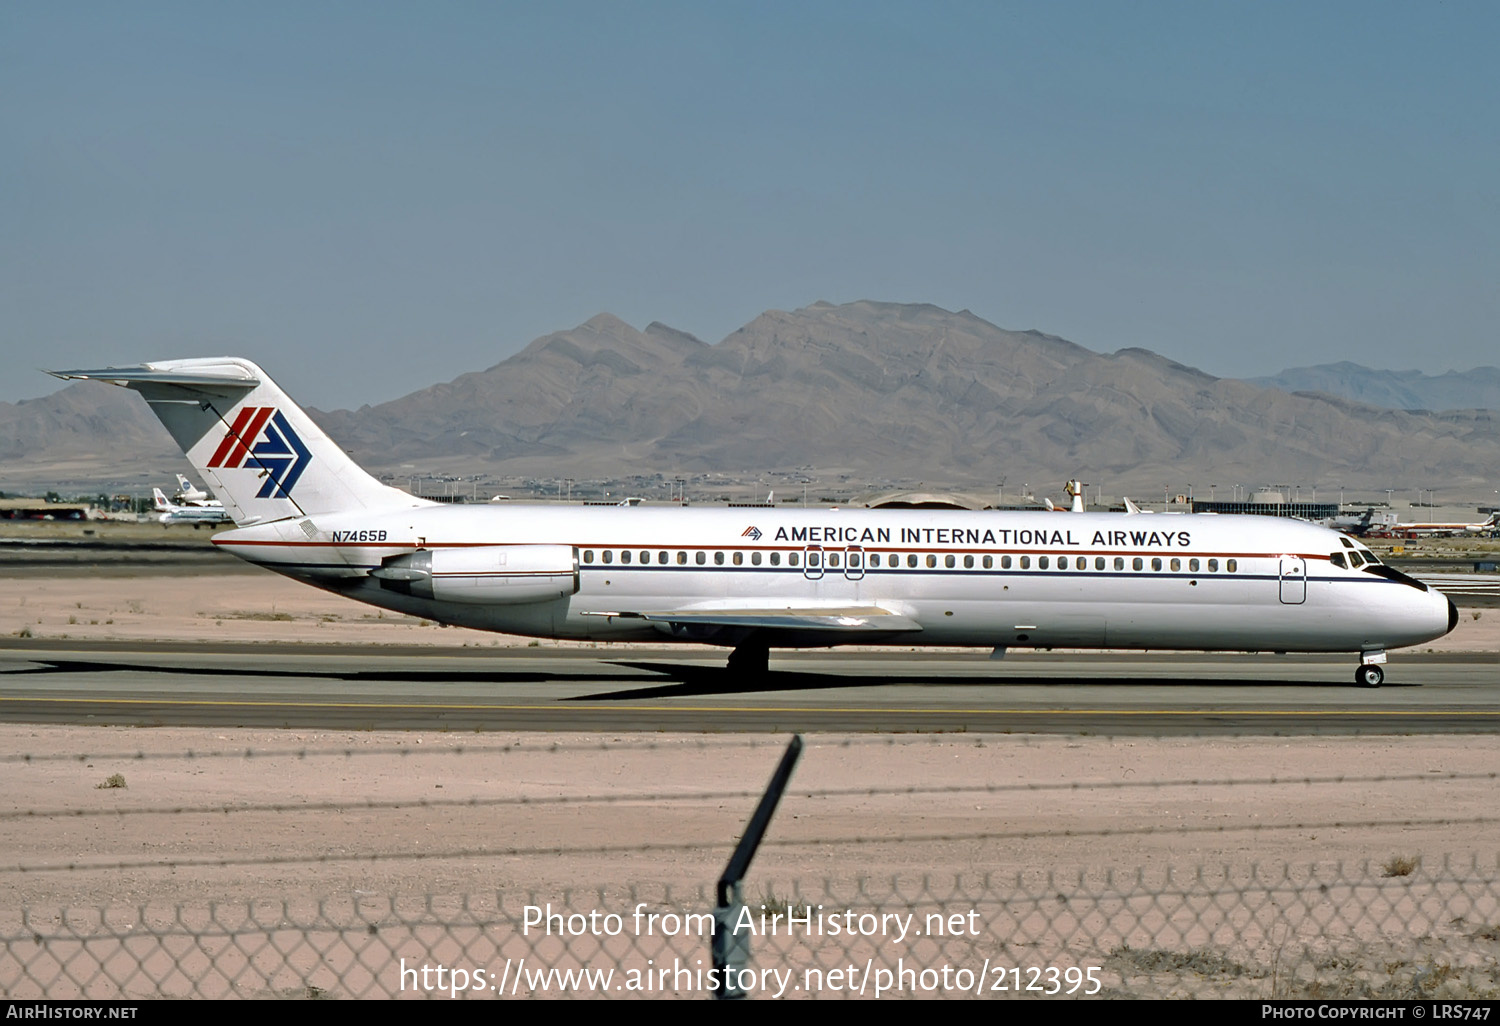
[1355,664,1384,688]
[727,643,769,677]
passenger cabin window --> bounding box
[964,555,974,569]
[751,552,762,565]
[696,551,706,565]
[1189,558,1199,572]
[733,552,744,566]
[849,553,861,568]
[658,551,668,565]
[1058,556,1068,570]
[908,554,918,568]
[1132,557,1144,571]
[603,550,613,564]
[1226,559,1238,573]
[945,554,956,568]
[926,555,937,568]
[1151,558,1162,571]
[1170,558,1180,572]
[808,552,820,567]
[639,551,649,564]
[1001,556,1012,569]
[677,552,687,565]
[828,553,840,568]
[1019,555,1031,569]
[789,552,800,567]
[1038,556,1050,570]
[983,555,993,569]
[1207,559,1218,572]
[621,550,632,564]
[769,552,780,566]
[1095,556,1106,570]
[583,550,594,563]
[714,552,724,565]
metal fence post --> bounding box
[711,734,803,999]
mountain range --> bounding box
[1247,362,1500,412]
[4,301,1497,494]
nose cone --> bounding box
[1445,595,1459,636]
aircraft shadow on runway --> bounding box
[0,657,1416,700]
[567,661,1413,700]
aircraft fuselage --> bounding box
[214,505,1456,655]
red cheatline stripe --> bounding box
[210,406,273,469]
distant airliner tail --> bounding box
[49,358,432,526]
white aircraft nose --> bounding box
[1412,586,1460,645]
[1440,591,1459,638]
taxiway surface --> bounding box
[2,642,1496,734]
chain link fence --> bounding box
[4,857,1498,999]
[4,734,1499,999]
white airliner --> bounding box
[51,358,1458,687]
[1380,513,1500,539]
[173,473,224,509]
[151,487,232,524]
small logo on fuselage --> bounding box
[207,406,313,499]
[742,526,763,541]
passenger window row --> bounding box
[578,550,1239,573]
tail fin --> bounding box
[50,358,431,526]
[152,487,170,511]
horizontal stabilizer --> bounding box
[49,365,261,397]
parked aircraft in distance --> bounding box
[173,473,224,508]
[1370,512,1500,539]
[152,487,232,524]
[51,358,1458,687]
[1316,508,1398,536]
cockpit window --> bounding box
[1330,552,1347,569]
[1359,549,1381,565]
[1348,551,1364,568]
[1340,537,1355,549]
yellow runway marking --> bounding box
[0,696,1495,716]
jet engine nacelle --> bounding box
[372,545,578,604]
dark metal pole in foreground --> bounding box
[712,734,803,999]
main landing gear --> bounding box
[727,641,769,677]
[1355,650,1386,688]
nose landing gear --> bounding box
[1356,650,1387,688]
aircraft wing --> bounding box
[585,606,922,632]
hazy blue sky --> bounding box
[4,1,1496,408]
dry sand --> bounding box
[3,727,1497,912]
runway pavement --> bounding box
[1,641,1496,734]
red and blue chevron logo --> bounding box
[206,406,312,500]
